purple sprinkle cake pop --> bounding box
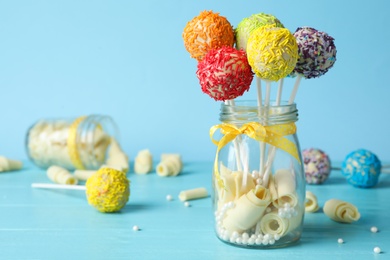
[302,148,331,184]
[293,27,337,79]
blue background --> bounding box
[1,0,389,164]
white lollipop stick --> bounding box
[262,79,284,187]
[31,183,86,190]
[225,100,242,172]
[288,75,302,104]
[264,81,272,108]
[276,78,284,105]
[256,77,266,176]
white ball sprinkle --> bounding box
[337,238,344,244]
[370,226,378,233]
[373,247,381,254]
[132,225,140,231]
[184,201,190,207]
[166,194,173,201]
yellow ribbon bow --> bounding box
[210,122,301,189]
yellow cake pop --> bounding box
[247,25,298,81]
[86,167,130,213]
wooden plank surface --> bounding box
[0,161,388,259]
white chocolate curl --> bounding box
[305,191,320,213]
[105,138,129,173]
[259,210,303,236]
[156,154,182,177]
[272,169,298,208]
[217,163,256,207]
[0,156,22,172]
[47,165,78,185]
[323,199,361,223]
[74,170,96,181]
[222,187,271,233]
[178,187,208,201]
[134,149,153,174]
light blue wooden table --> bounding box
[0,161,388,259]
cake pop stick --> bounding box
[225,100,243,172]
[256,78,266,177]
[288,26,337,104]
[32,183,86,190]
[288,75,302,104]
[276,78,284,105]
[32,167,130,213]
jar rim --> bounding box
[220,100,298,125]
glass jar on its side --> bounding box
[26,115,119,170]
[211,100,305,248]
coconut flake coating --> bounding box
[86,167,130,212]
[182,10,234,61]
[247,25,298,81]
[235,13,284,51]
[341,149,381,188]
[196,46,253,101]
[293,26,337,79]
[302,148,331,184]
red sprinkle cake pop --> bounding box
[196,46,254,101]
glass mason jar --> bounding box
[26,115,119,170]
[210,100,305,248]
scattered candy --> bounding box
[156,154,183,177]
[302,148,331,184]
[370,226,378,233]
[166,194,173,201]
[132,225,140,231]
[341,149,381,188]
[47,165,78,185]
[323,199,360,223]
[182,10,234,61]
[337,238,344,244]
[373,247,381,254]
[179,187,208,201]
[134,149,153,174]
[0,156,23,172]
[196,46,253,101]
[184,201,190,207]
[305,191,320,213]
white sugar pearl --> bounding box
[370,226,378,233]
[373,247,381,254]
[132,225,140,231]
[337,238,344,244]
[166,194,173,201]
[184,201,190,207]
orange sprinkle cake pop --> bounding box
[182,10,234,61]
